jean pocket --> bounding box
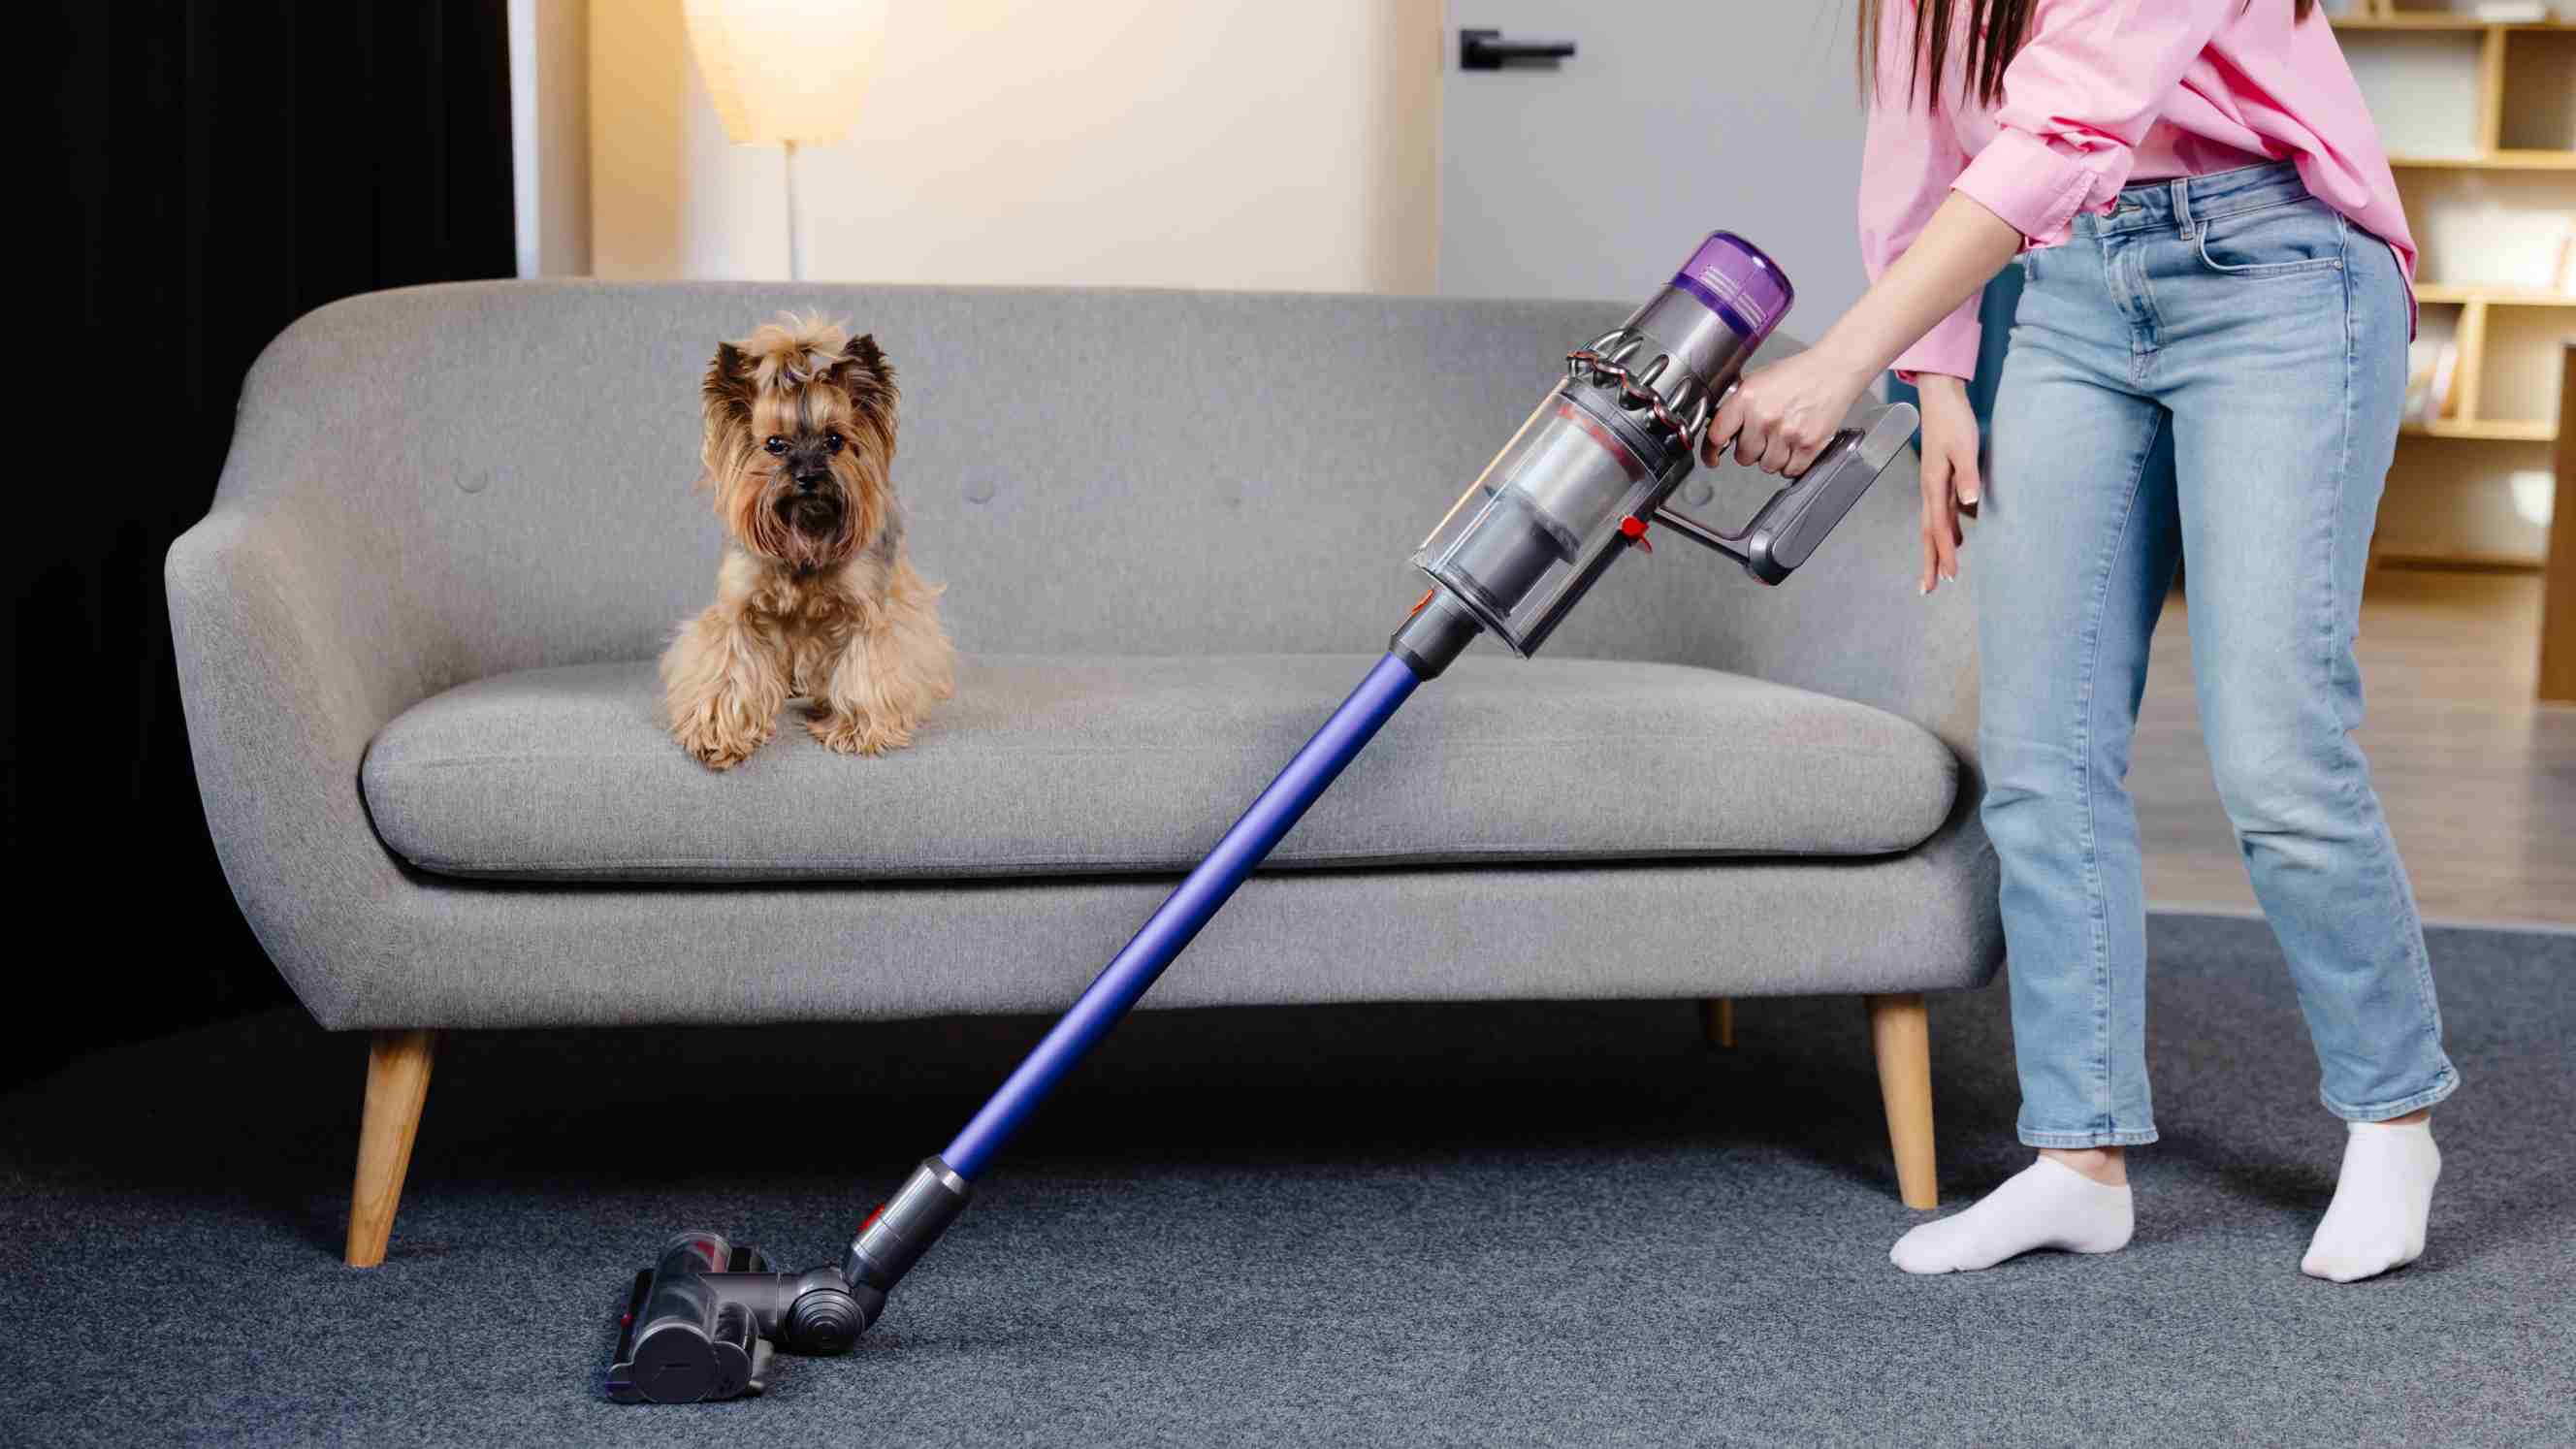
[2191,200,2346,277]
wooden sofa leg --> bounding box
[1864,993,1938,1209]
[1699,997,1735,1048]
[347,1028,437,1268]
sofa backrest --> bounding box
[219,280,1833,687]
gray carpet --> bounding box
[4,914,2569,1447]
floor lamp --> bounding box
[681,0,891,282]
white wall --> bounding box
[508,0,593,276]
[591,0,1441,292]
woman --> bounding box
[1706,0,2457,1280]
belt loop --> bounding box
[2170,177,2194,240]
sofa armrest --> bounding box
[165,506,444,1028]
[1676,433,2001,978]
[1694,439,1976,771]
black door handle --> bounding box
[1461,29,1576,71]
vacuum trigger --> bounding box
[1619,516,1651,554]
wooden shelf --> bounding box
[2388,149,2576,169]
[2403,418,2559,441]
[2542,342,2576,700]
[2333,16,2575,32]
[2414,284,2576,306]
[2372,550,2546,571]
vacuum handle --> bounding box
[1654,401,1918,585]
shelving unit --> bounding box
[2331,2,2572,586]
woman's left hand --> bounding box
[1702,346,1877,477]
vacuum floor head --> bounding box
[607,1233,865,1404]
[608,1159,968,1403]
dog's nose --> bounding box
[794,471,827,494]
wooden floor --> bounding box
[2135,568,2576,928]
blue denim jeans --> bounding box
[1979,161,2459,1148]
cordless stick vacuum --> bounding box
[609,231,1918,1404]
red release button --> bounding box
[1619,516,1651,552]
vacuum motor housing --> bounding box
[1414,231,1790,656]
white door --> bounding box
[1437,1,1872,344]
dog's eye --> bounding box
[763,435,788,455]
[822,432,843,453]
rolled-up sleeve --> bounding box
[1954,0,2235,248]
[1859,3,1980,381]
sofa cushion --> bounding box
[361,655,1956,883]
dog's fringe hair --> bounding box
[733,311,852,393]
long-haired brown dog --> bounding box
[661,314,954,768]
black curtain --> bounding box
[19,2,518,1089]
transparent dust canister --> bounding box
[1412,385,1662,656]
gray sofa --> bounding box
[166,280,2000,1266]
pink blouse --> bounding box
[1860,0,2418,380]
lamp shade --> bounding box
[682,0,890,146]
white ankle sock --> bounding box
[1889,1156,2134,1274]
[2302,1119,2439,1283]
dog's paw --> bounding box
[808,710,913,757]
[690,736,767,770]
[673,714,773,771]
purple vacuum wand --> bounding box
[609,232,1918,1404]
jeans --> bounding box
[1978,161,2459,1148]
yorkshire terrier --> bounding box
[661,314,954,768]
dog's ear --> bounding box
[831,333,898,418]
[703,341,757,423]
